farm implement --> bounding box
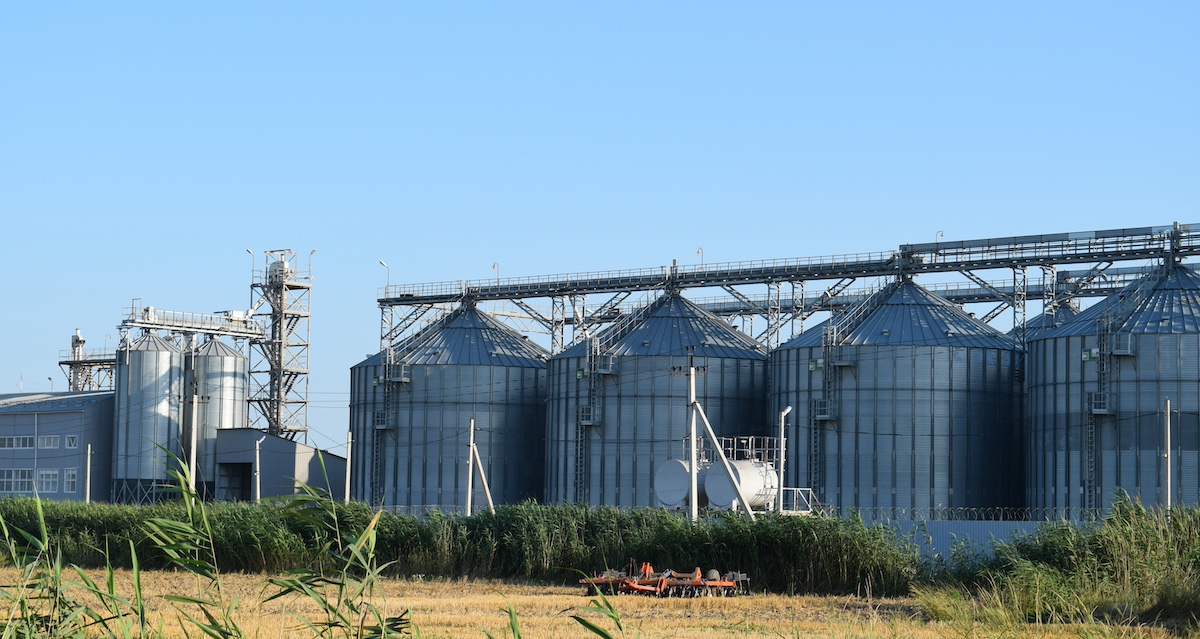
[580,562,750,597]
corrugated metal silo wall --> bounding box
[1028,333,1200,512]
[112,342,182,500]
[381,363,545,511]
[546,353,767,507]
[190,346,247,495]
[769,344,1022,512]
[348,357,384,503]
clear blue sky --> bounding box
[2,3,1197,451]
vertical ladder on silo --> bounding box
[807,278,898,495]
[375,344,393,506]
[574,338,603,503]
[1085,260,1168,512]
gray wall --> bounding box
[1028,332,1200,514]
[0,394,114,502]
[214,429,346,500]
[770,344,1022,511]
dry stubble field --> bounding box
[3,568,1187,639]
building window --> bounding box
[38,435,59,449]
[37,470,59,494]
[0,469,34,493]
[373,411,387,427]
[66,435,79,449]
[64,468,78,493]
[0,437,34,449]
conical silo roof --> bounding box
[126,334,179,352]
[396,305,548,367]
[1038,264,1200,338]
[781,280,1020,349]
[352,351,386,369]
[1014,304,1080,339]
[558,294,766,359]
[196,339,242,357]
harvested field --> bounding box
[1,568,1182,639]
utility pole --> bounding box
[467,418,476,516]
[689,359,698,522]
[255,436,265,502]
[189,379,199,496]
[344,430,352,504]
[673,348,706,522]
[1165,397,1172,511]
[84,444,92,504]
[777,406,792,512]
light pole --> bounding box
[47,377,53,392]
[697,247,704,265]
[492,262,499,285]
[935,230,945,244]
[379,261,390,288]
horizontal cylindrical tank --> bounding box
[112,334,183,504]
[770,280,1023,514]
[545,294,768,508]
[705,459,779,510]
[653,459,709,508]
[1027,264,1200,515]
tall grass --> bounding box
[0,498,922,596]
[933,494,1200,625]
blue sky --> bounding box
[2,3,1197,451]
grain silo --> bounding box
[368,304,548,513]
[1027,262,1200,515]
[545,293,769,507]
[185,339,247,497]
[348,350,385,504]
[112,333,183,503]
[770,277,1023,514]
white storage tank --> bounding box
[704,459,779,510]
[653,459,710,508]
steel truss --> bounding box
[378,223,1196,353]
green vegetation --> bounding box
[0,498,920,596]
[3,482,1200,636]
[924,494,1200,626]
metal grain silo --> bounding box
[371,304,548,513]
[1027,263,1200,515]
[186,339,247,497]
[112,334,183,503]
[770,278,1022,514]
[545,294,768,507]
[348,350,385,504]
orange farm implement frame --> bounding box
[580,562,750,597]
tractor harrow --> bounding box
[580,562,750,597]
